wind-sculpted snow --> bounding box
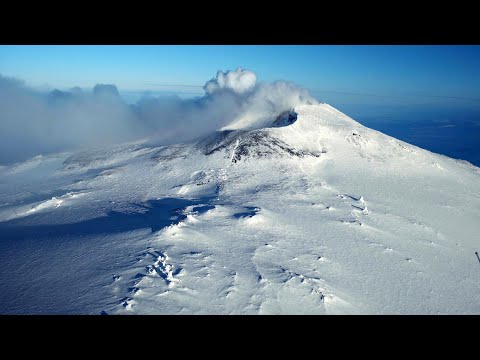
[0,103,479,314]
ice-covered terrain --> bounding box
[1,103,479,314]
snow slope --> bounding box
[0,103,479,314]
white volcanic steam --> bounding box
[204,68,257,94]
[0,68,318,164]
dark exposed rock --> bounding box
[271,110,298,128]
[200,128,324,163]
[195,110,325,162]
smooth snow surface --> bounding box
[1,104,479,314]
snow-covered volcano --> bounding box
[1,103,479,314]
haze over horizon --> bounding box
[1,45,480,103]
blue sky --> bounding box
[1,45,480,107]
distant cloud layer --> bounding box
[0,69,318,165]
[0,75,141,164]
